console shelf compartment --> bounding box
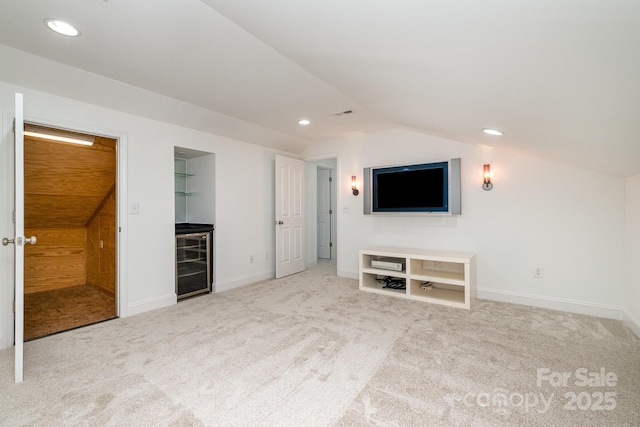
[408,280,465,305]
[359,246,475,309]
[360,272,407,295]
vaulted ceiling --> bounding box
[0,0,638,177]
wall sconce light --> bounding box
[352,175,359,196]
[482,164,493,191]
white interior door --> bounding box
[317,168,331,259]
[275,155,305,278]
[5,94,37,383]
[9,93,26,383]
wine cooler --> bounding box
[175,226,213,300]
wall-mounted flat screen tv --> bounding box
[363,158,461,215]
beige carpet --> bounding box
[0,260,638,426]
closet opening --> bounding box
[23,123,118,340]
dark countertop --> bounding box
[175,223,214,233]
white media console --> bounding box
[359,246,476,309]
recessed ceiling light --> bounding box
[298,119,310,126]
[44,19,81,37]
[483,128,503,136]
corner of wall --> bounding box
[624,174,640,337]
[623,309,640,339]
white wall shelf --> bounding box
[359,246,476,309]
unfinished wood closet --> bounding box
[23,125,117,340]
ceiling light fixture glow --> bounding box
[44,19,81,37]
[24,126,94,146]
[298,119,310,126]
[483,128,503,136]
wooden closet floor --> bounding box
[24,285,116,341]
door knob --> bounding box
[275,221,284,225]
[2,236,36,246]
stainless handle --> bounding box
[2,238,14,246]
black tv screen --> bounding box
[372,162,449,212]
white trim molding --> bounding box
[215,271,274,293]
[477,287,625,321]
[127,293,177,317]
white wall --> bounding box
[625,175,640,335]
[0,81,283,348]
[301,128,628,320]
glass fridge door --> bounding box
[176,232,211,299]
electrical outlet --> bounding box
[433,261,442,269]
[265,252,269,261]
[342,205,350,213]
[250,255,255,263]
[534,267,543,278]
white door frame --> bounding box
[0,106,15,351]
[303,154,340,272]
[1,111,129,351]
[316,167,332,259]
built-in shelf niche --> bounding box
[174,147,215,224]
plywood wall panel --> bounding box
[99,215,116,290]
[86,217,100,287]
[24,228,86,294]
[24,133,116,229]
[23,128,116,294]
[25,195,103,229]
[86,191,116,295]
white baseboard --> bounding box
[127,293,177,317]
[215,271,274,293]
[339,270,358,280]
[476,287,625,321]
[622,309,640,338]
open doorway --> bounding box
[317,166,334,260]
[306,157,338,275]
[23,124,118,340]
